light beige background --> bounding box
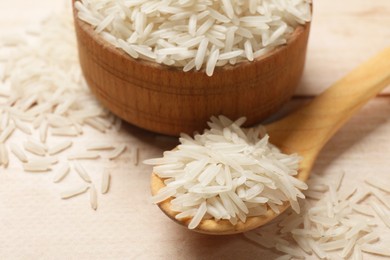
[1,1,390,259]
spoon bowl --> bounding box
[151,47,390,235]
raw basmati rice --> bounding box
[107,144,126,160]
[75,0,312,76]
[369,188,390,209]
[0,143,9,167]
[0,123,15,143]
[29,157,58,166]
[39,121,49,143]
[365,178,390,193]
[23,162,51,172]
[90,184,98,210]
[357,232,379,245]
[23,140,46,156]
[361,245,390,257]
[146,116,306,228]
[13,119,32,134]
[53,163,71,183]
[68,151,100,160]
[74,161,92,183]
[86,142,115,151]
[369,201,390,228]
[60,184,89,199]
[101,169,110,194]
[48,141,73,155]
[244,173,390,259]
[9,143,28,163]
[51,127,79,137]
[84,118,106,133]
[0,9,135,210]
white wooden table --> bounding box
[1,1,390,259]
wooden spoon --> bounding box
[151,48,390,235]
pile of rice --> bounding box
[0,11,137,209]
[244,173,390,259]
[145,116,307,229]
[75,0,312,76]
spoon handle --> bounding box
[267,47,390,168]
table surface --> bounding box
[1,1,390,259]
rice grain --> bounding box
[0,143,9,167]
[86,142,115,151]
[48,141,73,155]
[90,184,98,210]
[0,123,15,143]
[101,169,110,194]
[10,143,28,163]
[23,140,46,156]
[53,163,70,183]
[74,161,92,183]
[68,151,100,160]
[60,184,89,199]
[107,144,126,160]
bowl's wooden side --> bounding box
[73,5,310,136]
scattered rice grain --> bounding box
[53,163,70,183]
[101,169,110,194]
[107,144,126,160]
[90,184,98,210]
[60,184,89,199]
[74,161,92,183]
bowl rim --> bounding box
[72,0,311,74]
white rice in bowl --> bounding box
[75,0,312,76]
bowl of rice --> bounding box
[73,0,312,136]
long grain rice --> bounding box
[53,163,70,183]
[101,169,110,194]
[39,121,48,143]
[107,144,126,160]
[48,141,73,155]
[361,245,390,257]
[13,118,32,135]
[51,127,79,137]
[0,123,15,143]
[68,151,100,160]
[74,161,92,183]
[0,143,9,167]
[147,116,306,229]
[244,173,390,259]
[84,118,106,133]
[23,162,51,172]
[75,0,311,76]
[86,142,115,151]
[365,178,390,193]
[60,184,89,199]
[1,9,135,212]
[9,143,28,163]
[369,201,390,228]
[369,188,390,209]
[90,184,98,210]
[23,140,46,156]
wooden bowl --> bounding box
[73,5,311,136]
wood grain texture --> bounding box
[268,47,390,181]
[73,3,310,136]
